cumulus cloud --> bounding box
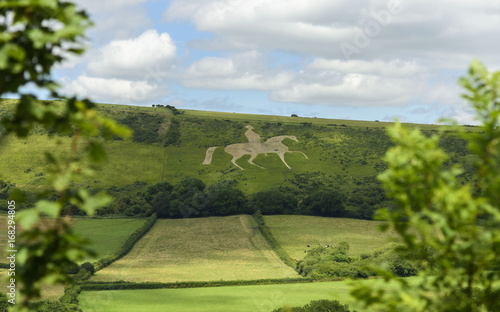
[61,29,177,104]
[267,58,427,106]
[271,72,418,106]
[164,0,500,64]
[74,0,152,43]
[182,51,295,90]
[305,59,426,77]
[55,0,500,123]
[62,76,164,104]
[87,30,176,80]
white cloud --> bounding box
[87,29,177,80]
[305,59,426,77]
[271,58,424,106]
[164,0,500,64]
[182,51,294,90]
[74,0,152,44]
[62,75,164,104]
[271,72,418,106]
[182,53,427,106]
[60,29,177,104]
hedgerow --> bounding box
[92,213,157,272]
[78,277,314,291]
[253,211,296,268]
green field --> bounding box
[92,215,299,283]
[264,215,398,260]
[71,218,147,261]
[0,216,145,261]
[79,278,421,312]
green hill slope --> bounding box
[0,99,478,217]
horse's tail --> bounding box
[203,146,219,165]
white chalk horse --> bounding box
[203,135,308,170]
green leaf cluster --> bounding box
[0,1,131,309]
[350,60,500,312]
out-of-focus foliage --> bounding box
[350,60,500,311]
[0,0,130,310]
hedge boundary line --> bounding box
[253,211,296,269]
[93,213,157,272]
[61,214,158,306]
[79,277,315,291]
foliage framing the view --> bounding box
[351,60,500,311]
[0,0,130,310]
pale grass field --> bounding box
[92,215,299,283]
[265,215,399,260]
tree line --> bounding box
[93,177,360,219]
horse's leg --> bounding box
[290,151,308,159]
[278,152,292,170]
[231,155,245,170]
[248,152,265,169]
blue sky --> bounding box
[51,0,500,124]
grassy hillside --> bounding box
[79,277,422,312]
[0,99,480,221]
[264,215,398,260]
[0,99,477,197]
[91,215,299,283]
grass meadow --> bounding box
[71,218,147,261]
[0,217,145,300]
[264,215,398,260]
[79,277,422,312]
[92,215,299,283]
[0,216,145,262]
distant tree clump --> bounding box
[300,190,346,217]
[249,187,299,215]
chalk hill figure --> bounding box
[202,126,308,170]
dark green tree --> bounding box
[249,187,298,215]
[301,190,345,217]
[206,182,248,216]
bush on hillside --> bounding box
[297,242,420,279]
[272,299,356,312]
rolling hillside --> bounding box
[0,99,477,217]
